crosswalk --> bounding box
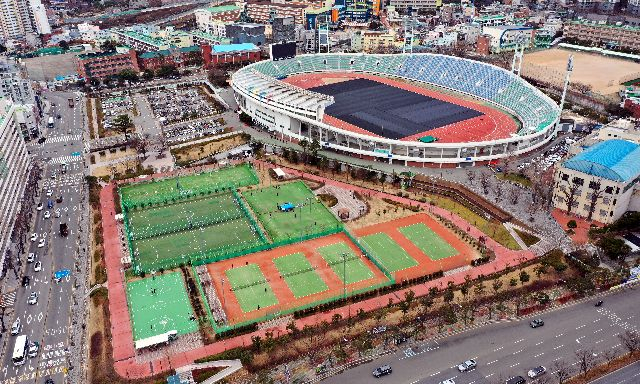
[0,291,16,307]
[46,134,82,144]
[48,155,83,165]
[42,173,84,188]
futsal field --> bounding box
[242,180,342,243]
[206,232,389,324]
[126,272,198,341]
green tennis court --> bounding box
[120,163,258,208]
[226,264,278,312]
[359,233,418,272]
[317,242,375,284]
[126,272,198,341]
[399,223,458,260]
[127,193,243,240]
[133,217,265,271]
[273,253,328,298]
[242,181,342,243]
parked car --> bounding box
[439,380,455,384]
[46,189,53,197]
[28,292,38,305]
[34,261,42,272]
[28,341,39,357]
[22,276,30,287]
[10,319,21,335]
[37,203,43,211]
[528,366,546,378]
[372,365,392,378]
[458,360,477,372]
[37,238,45,248]
[44,211,50,219]
[505,376,526,384]
[30,233,38,242]
[27,253,35,263]
[530,319,545,328]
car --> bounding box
[37,203,43,211]
[46,189,53,196]
[528,366,546,378]
[27,253,36,263]
[28,341,39,357]
[530,319,545,328]
[370,326,387,335]
[22,276,30,286]
[56,114,61,119]
[34,261,42,272]
[505,376,526,384]
[37,238,45,248]
[47,200,54,209]
[10,319,21,335]
[30,233,38,242]
[595,300,603,307]
[372,365,392,378]
[28,292,38,305]
[37,137,46,144]
[50,173,56,180]
[440,380,456,384]
[44,378,54,384]
[457,359,477,372]
[54,209,61,218]
[44,211,50,219]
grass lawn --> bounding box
[317,242,375,284]
[126,272,198,341]
[514,228,540,247]
[120,163,258,207]
[496,172,532,188]
[132,217,264,271]
[431,196,520,250]
[399,223,458,261]
[127,193,243,240]
[242,181,341,243]
[359,233,418,273]
[226,264,278,312]
[273,253,328,298]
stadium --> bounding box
[231,53,561,166]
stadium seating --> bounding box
[239,53,560,136]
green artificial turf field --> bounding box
[398,223,458,261]
[226,264,278,312]
[273,252,328,298]
[359,233,418,273]
[317,242,375,284]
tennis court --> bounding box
[317,242,375,284]
[126,272,198,341]
[359,233,418,272]
[120,163,258,208]
[226,264,278,313]
[273,252,328,298]
[242,181,342,243]
[127,192,244,240]
[399,223,459,260]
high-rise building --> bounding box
[272,16,295,42]
[0,97,32,275]
[29,0,51,35]
[0,0,50,41]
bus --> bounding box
[12,335,28,366]
[47,116,54,128]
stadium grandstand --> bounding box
[231,53,561,167]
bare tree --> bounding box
[551,360,573,384]
[466,169,476,186]
[479,172,492,195]
[558,178,582,214]
[586,179,605,221]
[601,347,619,366]
[618,330,640,356]
[575,347,599,376]
[508,185,520,205]
[493,181,503,203]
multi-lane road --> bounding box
[0,91,87,384]
[323,286,640,384]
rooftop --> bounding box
[568,19,640,32]
[212,43,259,53]
[563,139,640,182]
[203,5,240,13]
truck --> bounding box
[134,330,177,350]
[68,98,74,108]
[59,222,68,237]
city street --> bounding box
[322,286,640,384]
[0,91,88,384]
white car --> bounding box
[37,238,45,248]
[54,209,61,218]
[36,203,43,211]
[528,366,546,378]
[27,253,36,263]
[44,211,51,219]
[10,319,21,335]
[28,292,38,305]
[30,233,38,242]
[46,189,53,197]
[440,380,456,384]
[34,261,42,272]
[457,360,477,372]
[28,341,39,358]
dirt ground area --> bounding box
[171,134,247,164]
[523,48,640,96]
[346,194,416,230]
[91,158,140,178]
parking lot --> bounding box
[164,119,227,144]
[146,85,223,127]
[98,91,136,134]
[517,137,573,174]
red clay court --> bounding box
[283,72,518,143]
[206,232,389,325]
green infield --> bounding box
[126,272,198,341]
[359,233,418,273]
[242,181,342,243]
[399,223,458,261]
[273,253,328,298]
[317,242,375,284]
[127,192,244,240]
[132,217,265,271]
[226,264,278,312]
[120,163,258,208]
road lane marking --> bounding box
[487,360,498,365]
[429,371,441,377]
[485,373,494,378]
[534,352,545,358]
[556,333,564,338]
[493,346,504,352]
[514,349,523,355]
[535,341,544,346]
[510,363,520,368]
[594,328,603,334]
[595,339,604,344]
[576,324,586,330]
[554,344,564,350]
[514,339,525,344]
[554,357,563,361]
[576,336,585,344]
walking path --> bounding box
[102,162,535,379]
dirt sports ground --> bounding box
[523,48,640,96]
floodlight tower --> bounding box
[317,14,330,53]
[511,34,527,76]
[402,6,416,54]
[555,54,574,132]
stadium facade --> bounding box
[232,53,561,167]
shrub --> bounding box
[567,220,577,229]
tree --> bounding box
[299,139,309,162]
[131,135,151,159]
[117,68,139,83]
[575,348,599,376]
[567,220,577,229]
[443,288,454,304]
[473,282,486,298]
[586,179,605,221]
[479,172,492,195]
[142,69,154,81]
[466,169,476,185]
[558,178,582,214]
[534,264,548,278]
[112,114,134,139]
[59,40,70,51]
[156,64,178,78]
[551,360,573,384]
[597,236,631,261]
[618,330,640,356]
[519,270,530,285]
[309,138,321,159]
[492,279,503,295]
[101,39,118,52]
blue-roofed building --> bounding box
[553,139,640,223]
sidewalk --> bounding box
[103,163,535,379]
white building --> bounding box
[482,25,533,53]
[389,0,440,11]
[0,56,35,105]
[29,0,50,35]
[0,97,32,274]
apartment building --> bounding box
[246,0,307,25]
[481,25,534,53]
[195,5,243,32]
[76,47,140,80]
[389,0,440,12]
[564,19,640,52]
[351,30,399,52]
[0,97,31,274]
[0,0,33,40]
[553,139,640,224]
[111,29,171,52]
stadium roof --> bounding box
[563,140,640,182]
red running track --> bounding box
[283,72,518,144]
